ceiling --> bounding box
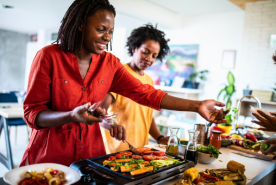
[0,0,243,34]
[148,0,241,15]
[229,0,269,10]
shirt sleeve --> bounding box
[23,50,52,130]
[109,58,167,111]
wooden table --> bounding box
[0,103,24,170]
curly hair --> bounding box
[126,23,170,61]
[54,0,116,53]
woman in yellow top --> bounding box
[100,24,171,153]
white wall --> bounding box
[236,0,276,96]
[164,11,245,122]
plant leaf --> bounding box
[227,71,235,85]
[226,85,234,95]
[226,98,232,109]
[217,88,225,100]
[223,93,228,101]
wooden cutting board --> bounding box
[229,145,276,160]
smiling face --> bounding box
[80,9,114,55]
[132,40,160,71]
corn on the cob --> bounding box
[215,181,235,185]
[227,160,245,175]
[182,167,199,184]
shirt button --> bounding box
[82,87,86,91]
[80,127,83,130]
[82,143,84,146]
[79,158,82,161]
[101,80,104,84]
[64,80,67,84]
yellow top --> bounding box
[101,64,154,154]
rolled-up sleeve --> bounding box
[23,50,52,130]
[109,58,167,111]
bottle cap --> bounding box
[211,130,222,134]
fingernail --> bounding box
[252,113,256,116]
[257,110,260,113]
[270,112,273,115]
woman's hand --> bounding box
[198,100,230,123]
[260,139,276,155]
[70,103,103,125]
[252,111,276,132]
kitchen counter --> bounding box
[146,144,276,185]
[1,145,275,185]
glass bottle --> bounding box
[184,129,200,165]
[209,130,222,149]
[166,126,179,156]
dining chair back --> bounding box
[0,92,29,144]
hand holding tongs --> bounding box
[87,101,117,120]
[125,141,140,154]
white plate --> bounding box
[4,163,81,185]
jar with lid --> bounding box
[209,130,222,149]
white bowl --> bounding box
[197,152,217,164]
[178,144,186,155]
[4,163,81,185]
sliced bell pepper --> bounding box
[244,133,258,142]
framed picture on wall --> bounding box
[221,50,236,69]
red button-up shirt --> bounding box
[20,45,167,167]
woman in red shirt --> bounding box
[21,0,228,167]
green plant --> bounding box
[217,71,236,109]
[221,107,238,126]
[273,83,276,92]
[196,144,222,159]
[189,70,209,82]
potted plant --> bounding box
[217,71,236,109]
[184,70,209,89]
[218,107,238,135]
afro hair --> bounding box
[126,23,170,61]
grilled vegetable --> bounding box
[215,181,235,185]
[120,164,145,172]
[48,177,61,185]
[103,160,116,167]
[110,167,118,171]
[183,167,199,184]
[223,173,243,181]
[130,166,153,176]
[227,160,245,175]
[115,159,132,163]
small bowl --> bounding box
[178,144,186,155]
[197,152,217,164]
[221,138,232,147]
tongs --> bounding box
[87,101,118,122]
[126,141,140,154]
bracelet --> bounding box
[157,135,164,143]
